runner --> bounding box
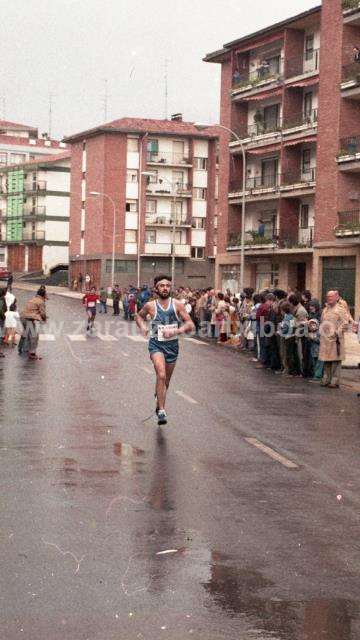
[136,274,194,425]
[83,286,99,333]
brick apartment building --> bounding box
[205,0,360,316]
[0,119,69,274]
[64,116,219,289]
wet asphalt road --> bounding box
[1,290,360,640]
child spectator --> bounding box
[4,301,20,347]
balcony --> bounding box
[0,180,47,196]
[229,174,281,200]
[337,136,360,171]
[143,242,191,257]
[23,205,46,217]
[282,109,318,134]
[343,0,360,23]
[335,209,360,237]
[232,59,284,98]
[341,63,360,98]
[284,49,320,81]
[227,226,314,251]
[280,168,316,196]
[146,151,192,167]
[145,183,192,197]
[22,230,45,242]
[145,213,190,227]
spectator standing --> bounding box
[78,273,83,292]
[19,286,47,360]
[112,285,121,316]
[289,294,308,376]
[7,272,13,292]
[0,289,6,358]
[99,287,107,313]
[319,290,348,388]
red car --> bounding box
[0,267,10,280]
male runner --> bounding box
[83,286,99,333]
[136,275,194,425]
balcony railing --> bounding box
[24,181,47,192]
[228,228,279,247]
[145,213,190,226]
[228,226,314,249]
[285,49,320,79]
[229,175,280,193]
[147,151,191,165]
[281,168,316,186]
[244,119,282,138]
[342,63,360,84]
[342,0,360,10]
[339,136,360,156]
[144,242,191,256]
[23,206,46,216]
[298,226,314,247]
[282,109,318,130]
[146,182,192,195]
[232,59,284,90]
[335,209,360,236]
[22,230,45,241]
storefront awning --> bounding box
[243,88,283,101]
[284,135,317,147]
[248,143,281,155]
[287,77,319,89]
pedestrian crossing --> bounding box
[36,333,209,345]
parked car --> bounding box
[0,267,10,280]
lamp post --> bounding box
[195,123,246,294]
[141,171,180,287]
[89,191,117,289]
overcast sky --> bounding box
[1,0,318,139]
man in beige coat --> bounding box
[319,290,348,388]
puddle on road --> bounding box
[203,554,359,639]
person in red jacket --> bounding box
[83,286,99,333]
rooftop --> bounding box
[63,117,220,143]
[0,151,71,172]
[204,4,321,62]
[0,119,38,133]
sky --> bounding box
[1,0,319,139]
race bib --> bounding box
[157,323,178,342]
[87,301,96,308]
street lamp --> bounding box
[89,191,117,289]
[195,122,246,294]
[141,171,180,287]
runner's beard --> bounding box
[157,289,170,299]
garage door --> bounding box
[322,256,356,316]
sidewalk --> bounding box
[13,282,114,306]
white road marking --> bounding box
[175,390,198,405]
[97,333,118,342]
[67,334,87,342]
[184,337,209,345]
[121,352,129,357]
[127,335,147,342]
[139,366,153,375]
[39,334,55,341]
[244,437,299,469]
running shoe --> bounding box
[157,410,167,426]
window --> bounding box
[194,157,208,170]
[126,200,137,212]
[148,170,158,183]
[0,152,7,165]
[146,199,157,213]
[145,230,156,244]
[175,230,186,244]
[81,230,85,239]
[105,259,136,273]
[172,200,183,215]
[305,34,314,61]
[300,204,309,229]
[255,262,279,290]
[261,158,278,187]
[82,171,86,179]
[191,217,205,229]
[173,170,184,187]
[10,153,26,164]
[127,137,138,152]
[302,149,311,174]
[126,170,138,183]
[263,104,280,132]
[147,139,159,153]
[304,92,313,118]
[125,230,137,242]
[191,247,205,259]
[193,187,207,199]
[0,250,5,262]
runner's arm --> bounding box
[135,302,151,337]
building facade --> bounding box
[205,0,360,316]
[64,116,219,289]
[0,153,70,274]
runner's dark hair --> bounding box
[154,275,172,286]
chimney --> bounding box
[171,113,183,122]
